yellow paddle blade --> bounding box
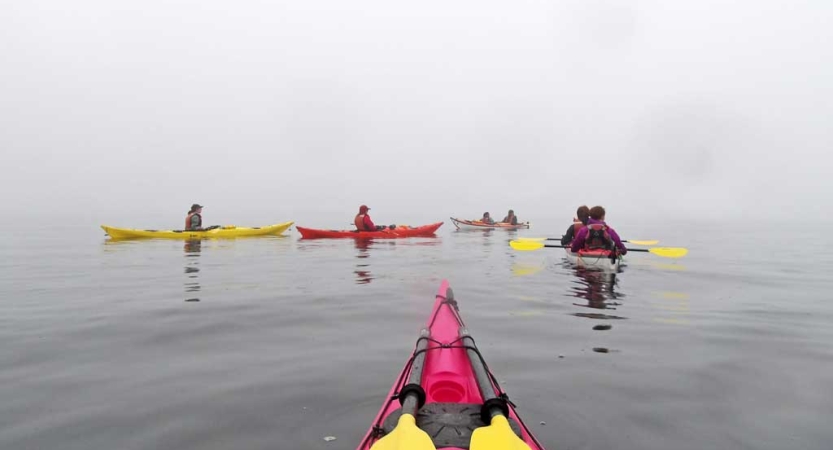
[627,239,658,245]
[648,247,688,258]
[511,262,544,277]
[509,240,546,251]
[515,237,547,242]
[471,415,531,450]
[369,414,436,450]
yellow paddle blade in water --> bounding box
[470,415,532,450]
[511,262,544,277]
[369,414,436,450]
[509,240,547,251]
[626,239,658,245]
[648,247,688,258]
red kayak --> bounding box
[297,222,443,239]
[357,280,545,450]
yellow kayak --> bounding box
[101,222,293,240]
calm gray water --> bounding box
[2,221,832,450]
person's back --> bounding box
[584,223,613,250]
[561,205,589,245]
[570,206,627,255]
[502,209,518,225]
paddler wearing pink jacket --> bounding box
[570,206,627,255]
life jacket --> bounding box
[573,221,584,234]
[584,223,613,250]
[354,214,370,231]
[185,212,202,230]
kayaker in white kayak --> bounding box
[185,204,204,231]
[501,209,518,225]
[570,206,627,255]
[480,212,495,224]
[561,205,590,245]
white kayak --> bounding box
[564,248,621,272]
[451,217,530,230]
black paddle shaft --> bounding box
[542,244,647,253]
[460,327,508,422]
[400,328,431,415]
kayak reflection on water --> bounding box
[184,240,201,302]
[354,239,374,284]
[568,268,625,317]
[352,238,440,285]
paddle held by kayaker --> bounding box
[502,209,518,225]
[185,204,204,231]
[561,205,590,245]
[570,206,627,255]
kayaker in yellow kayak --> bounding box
[480,212,495,224]
[501,209,518,225]
[185,204,204,231]
[561,205,590,245]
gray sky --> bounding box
[2,0,830,228]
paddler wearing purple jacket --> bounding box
[570,206,627,255]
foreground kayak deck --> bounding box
[358,280,544,450]
[564,248,621,272]
[100,222,294,240]
[451,217,530,230]
[297,222,443,239]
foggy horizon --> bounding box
[2,0,829,228]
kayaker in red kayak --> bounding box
[561,205,590,245]
[185,204,204,231]
[480,212,495,224]
[354,205,381,231]
[570,206,627,255]
[501,209,518,225]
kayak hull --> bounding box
[357,280,544,450]
[100,222,293,240]
[297,222,443,239]
[565,248,621,272]
[451,217,530,230]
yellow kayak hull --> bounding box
[101,222,293,240]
